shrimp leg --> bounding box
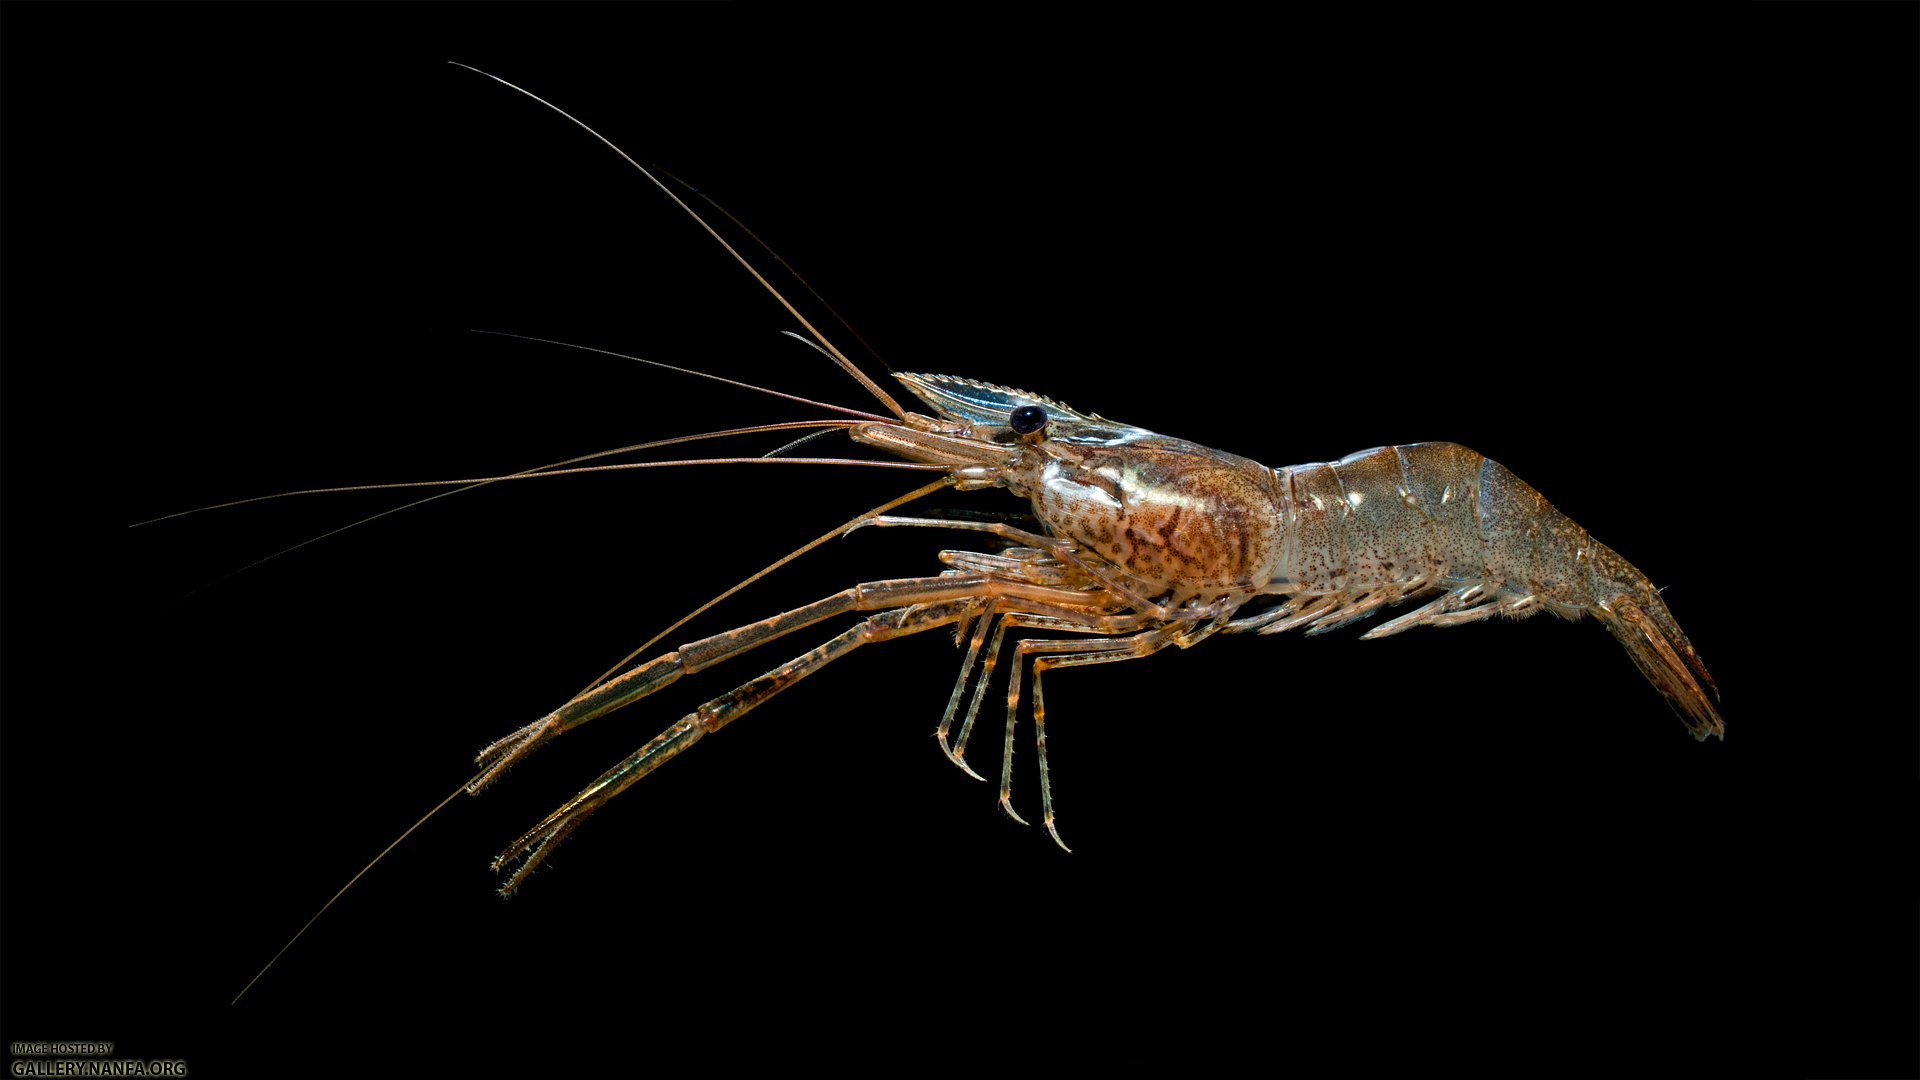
[1001,614,1231,849]
[468,571,1123,794]
[948,611,1159,774]
[484,562,1149,894]
[490,597,979,894]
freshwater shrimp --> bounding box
[441,66,1723,880]
[127,64,1733,1009]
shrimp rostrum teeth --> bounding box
[475,371,1723,892]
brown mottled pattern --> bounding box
[851,377,1718,736]
[1474,455,1542,595]
[1273,443,1602,616]
[1277,463,1349,595]
[1028,451,1280,602]
[1392,443,1487,585]
[1327,446,1434,589]
[1587,539,1655,610]
[1531,507,1592,610]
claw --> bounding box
[998,794,1030,826]
[935,732,987,780]
[1045,816,1072,853]
[491,806,595,896]
[469,715,565,795]
[490,715,708,895]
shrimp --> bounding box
[124,65,1735,1010]
[473,402,1723,883]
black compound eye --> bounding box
[1008,404,1048,435]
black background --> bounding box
[8,7,1915,1074]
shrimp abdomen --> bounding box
[1273,443,1724,740]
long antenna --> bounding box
[132,328,900,606]
[447,62,911,422]
[232,68,956,1005]
[229,477,947,1005]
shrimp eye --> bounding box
[1008,405,1048,435]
